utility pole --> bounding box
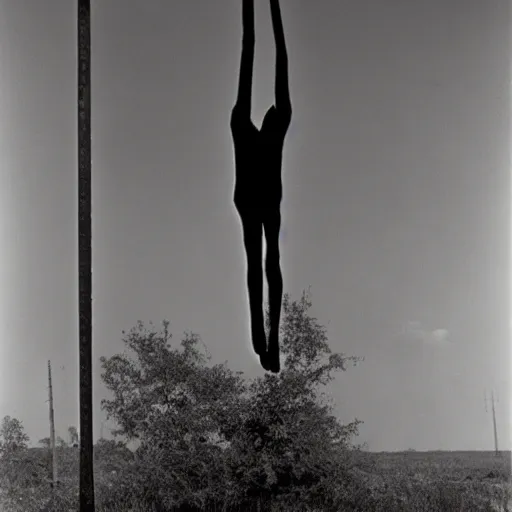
[47,360,58,486]
[491,390,499,455]
[78,0,95,510]
[484,389,499,456]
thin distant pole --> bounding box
[48,360,58,487]
[485,389,500,457]
[78,0,95,510]
[491,390,499,455]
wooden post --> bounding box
[78,0,95,510]
[491,390,499,456]
[48,360,58,486]
[485,388,500,457]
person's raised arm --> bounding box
[234,0,255,118]
[270,0,291,118]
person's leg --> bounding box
[233,0,255,120]
[270,0,292,124]
[262,208,283,373]
[238,208,267,357]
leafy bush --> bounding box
[95,291,362,511]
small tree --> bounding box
[39,437,51,448]
[0,416,34,493]
[0,415,30,456]
[68,426,79,447]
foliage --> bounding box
[97,290,363,510]
[220,290,363,510]
[99,320,248,509]
[0,415,30,456]
[68,425,79,446]
[56,436,68,448]
[278,290,362,385]
[39,437,51,448]
[0,449,49,492]
[100,321,247,444]
[1,447,510,511]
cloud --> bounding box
[403,321,450,345]
[431,328,449,343]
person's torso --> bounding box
[231,107,287,205]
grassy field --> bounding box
[337,450,512,511]
[0,449,510,511]
[351,450,511,482]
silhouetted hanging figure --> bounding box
[231,0,292,373]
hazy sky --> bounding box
[0,0,509,452]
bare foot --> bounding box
[260,339,280,373]
[260,351,271,371]
[253,329,267,356]
[266,340,280,373]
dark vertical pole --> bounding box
[491,390,499,456]
[78,0,95,510]
[48,361,58,487]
